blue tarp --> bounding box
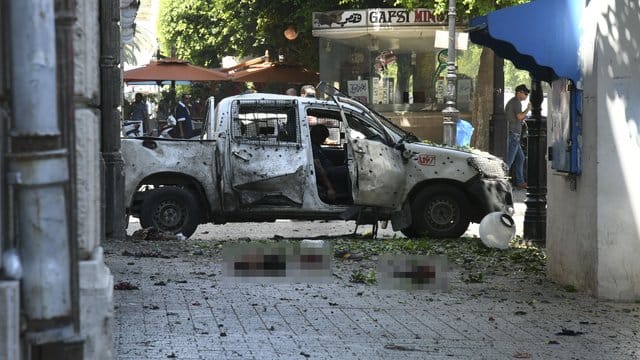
[469,0,584,83]
[456,119,474,147]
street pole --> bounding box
[523,79,547,244]
[442,0,459,146]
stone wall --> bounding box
[75,0,114,357]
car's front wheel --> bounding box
[139,187,200,238]
[402,184,470,239]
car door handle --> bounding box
[232,151,251,161]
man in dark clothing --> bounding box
[131,92,151,135]
[505,84,531,189]
[310,125,350,203]
[174,93,200,139]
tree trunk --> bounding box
[471,47,495,151]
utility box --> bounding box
[548,78,582,174]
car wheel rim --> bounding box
[426,198,458,230]
[153,199,187,231]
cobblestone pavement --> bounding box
[106,190,640,359]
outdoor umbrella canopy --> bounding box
[123,57,228,83]
[229,62,319,84]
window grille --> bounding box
[231,100,299,145]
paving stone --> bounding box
[107,217,640,360]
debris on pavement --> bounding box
[130,227,180,241]
[384,344,421,352]
[556,328,584,336]
[513,352,531,358]
[122,250,174,259]
[114,281,139,290]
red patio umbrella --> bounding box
[124,58,228,83]
[229,62,319,84]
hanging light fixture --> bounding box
[284,25,298,40]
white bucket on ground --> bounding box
[479,212,516,249]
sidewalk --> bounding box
[105,190,640,359]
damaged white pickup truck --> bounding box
[122,84,514,239]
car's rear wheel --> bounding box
[402,184,470,239]
[139,187,200,238]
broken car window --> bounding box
[306,107,387,145]
[231,100,299,144]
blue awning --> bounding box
[469,0,584,83]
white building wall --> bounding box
[547,0,640,300]
[593,0,640,299]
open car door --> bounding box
[314,82,407,209]
[223,99,307,207]
[344,112,406,210]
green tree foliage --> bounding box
[393,0,528,17]
[158,0,531,70]
[159,0,400,69]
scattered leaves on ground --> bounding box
[333,236,546,283]
[349,269,377,285]
[108,233,547,288]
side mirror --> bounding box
[394,143,411,161]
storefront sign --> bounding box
[313,8,445,29]
[368,9,446,26]
[371,77,394,105]
[347,80,369,104]
[313,10,366,28]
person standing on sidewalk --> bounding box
[131,92,152,135]
[505,84,531,189]
[175,93,199,139]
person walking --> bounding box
[505,84,531,189]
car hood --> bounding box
[403,141,508,179]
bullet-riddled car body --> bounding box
[122,88,513,239]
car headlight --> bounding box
[467,156,509,178]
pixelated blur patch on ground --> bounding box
[332,236,546,283]
[221,240,332,283]
[106,233,546,288]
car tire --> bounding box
[139,187,200,238]
[402,184,470,239]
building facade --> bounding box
[0,1,127,358]
[470,0,640,300]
